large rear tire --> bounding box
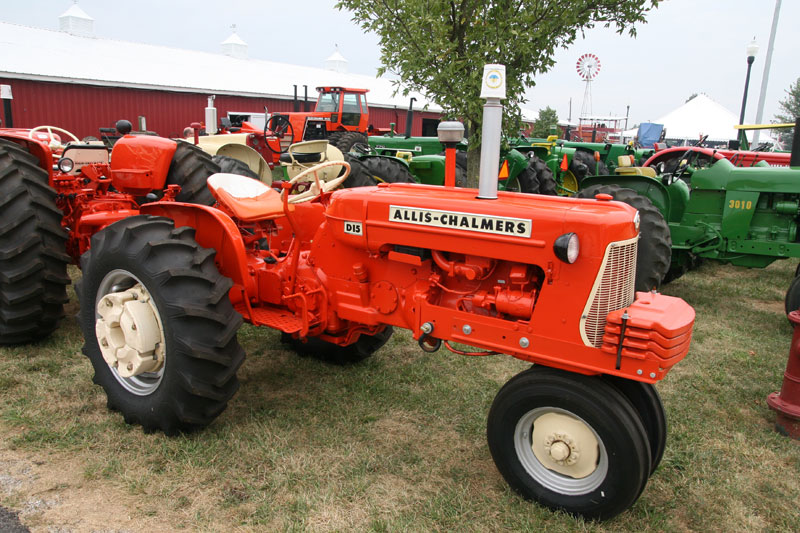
[342,154,379,188]
[166,141,221,205]
[284,327,393,365]
[212,155,260,180]
[571,150,609,182]
[526,155,558,195]
[487,366,651,520]
[334,132,369,153]
[0,141,70,344]
[360,157,416,184]
[78,216,245,434]
[576,184,671,292]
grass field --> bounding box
[1,260,800,532]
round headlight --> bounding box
[58,157,75,173]
[633,210,641,231]
[554,233,580,264]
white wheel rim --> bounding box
[95,269,166,396]
[514,407,608,495]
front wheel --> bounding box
[78,216,245,434]
[487,366,651,520]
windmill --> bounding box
[576,53,601,120]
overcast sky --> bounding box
[3,0,798,129]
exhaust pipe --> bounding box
[405,97,416,138]
[293,85,298,112]
[790,117,800,168]
[477,64,506,200]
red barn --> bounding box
[0,6,442,139]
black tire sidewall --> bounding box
[488,367,650,520]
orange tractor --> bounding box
[261,86,371,155]
[0,121,695,520]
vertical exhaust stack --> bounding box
[477,64,506,200]
[205,95,218,135]
[304,86,309,112]
[293,85,299,112]
[405,97,417,138]
[791,117,800,168]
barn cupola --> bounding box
[325,46,348,73]
[221,25,248,59]
[58,1,94,37]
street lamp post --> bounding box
[738,39,760,126]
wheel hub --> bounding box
[95,284,165,378]
[531,412,599,479]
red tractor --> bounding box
[0,121,220,343]
[264,86,371,154]
[0,122,695,520]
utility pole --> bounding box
[753,0,782,145]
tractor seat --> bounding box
[207,173,290,222]
[615,155,657,178]
[278,151,324,165]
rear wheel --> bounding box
[576,184,671,292]
[342,154,379,188]
[526,155,558,195]
[212,155,260,180]
[487,366,651,520]
[571,151,609,181]
[284,327,393,365]
[360,157,416,184]
[334,132,369,153]
[78,216,245,434]
[0,141,70,344]
[166,142,221,205]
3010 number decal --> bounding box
[728,199,753,210]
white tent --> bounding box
[625,94,739,144]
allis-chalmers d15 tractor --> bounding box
[0,122,695,520]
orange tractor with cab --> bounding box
[0,118,695,520]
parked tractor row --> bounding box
[0,118,696,520]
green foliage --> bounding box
[336,0,658,146]
[774,76,800,149]
[530,106,559,138]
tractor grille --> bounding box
[580,237,638,347]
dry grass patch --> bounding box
[1,261,800,531]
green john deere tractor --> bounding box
[573,119,800,312]
[363,129,557,194]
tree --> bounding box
[774,77,800,150]
[530,106,559,138]
[337,0,660,185]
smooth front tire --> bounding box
[487,366,651,520]
[78,216,245,434]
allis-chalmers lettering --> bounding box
[389,205,532,237]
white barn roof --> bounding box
[0,21,438,112]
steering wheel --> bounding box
[28,125,80,149]
[285,160,351,204]
[264,115,295,154]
